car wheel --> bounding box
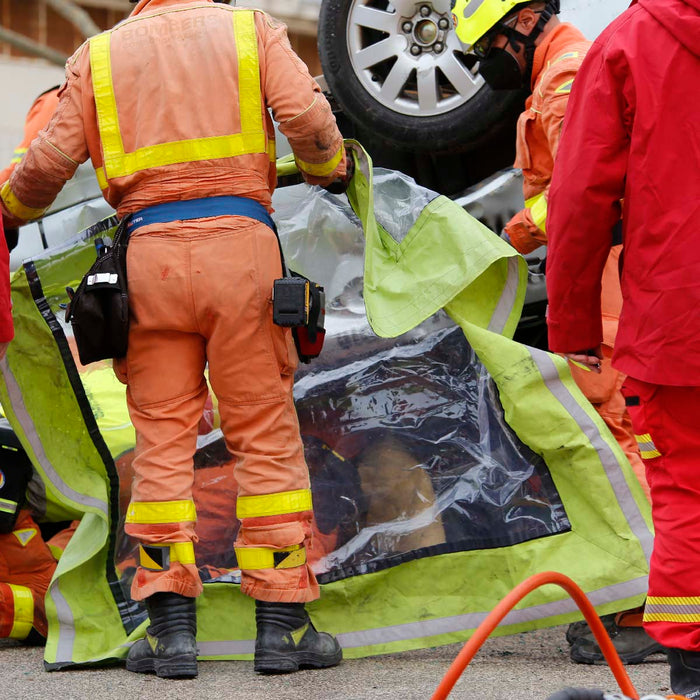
[318,0,525,153]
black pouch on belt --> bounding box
[65,217,131,365]
[272,272,326,363]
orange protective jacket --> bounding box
[1,0,345,224]
[0,87,59,187]
[504,23,590,254]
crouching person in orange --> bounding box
[0,0,350,680]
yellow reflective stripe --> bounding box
[635,433,661,459]
[525,192,547,232]
[237,488,313,519]
[295,146,343,178]
[234,9,262,134]
[647,596,700,605]
[268,139,276,162]
[8,584,34,640]
[0,182,48,221]
[126,499,197,524]
[139,542,196,570]
[89,31,124,178]
[554,78,574,94]
[645,612,700,623]
[14,148,27,156]
[90,10,266,185]
[47,544,64,561]
[10,157,22,165]
[235,544,306,570]
[0,497,18,514]
[95,167,108,190]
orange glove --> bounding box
[504,208,547,255]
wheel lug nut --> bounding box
[434,42,443,52]
[438,17,450,29]
[410,44,422,56]
[420,5,431,16]
[402,21,413,32]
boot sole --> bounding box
[254,648,343,674]
[570,643,666,666]
[126,653,198,679]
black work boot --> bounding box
[668,648,700,699]
[569,622,665,665]
[254,600,342,674]
[126,592,198,679]
[566,613,618,645]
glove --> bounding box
[323,152,354,195]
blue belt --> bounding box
[127,195,276,233]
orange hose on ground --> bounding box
[430,571,639,700]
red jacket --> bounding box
[546,0,700,386]
[0,216,12,343]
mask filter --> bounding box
[478,47,524,91]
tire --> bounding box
[318,0,526,153]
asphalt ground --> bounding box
[1,625,672,700]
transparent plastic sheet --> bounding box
[21,169,569,607]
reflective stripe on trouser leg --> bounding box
[0,583,34,640]
[622,379,700,650]
[125,499,201,600]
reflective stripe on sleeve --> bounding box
[635,433,661,459]
[0,182,48,221]
[91,9,266,186]
[125,499,197,524]
[525,192,547,233]
[8,584,34,640]
[295,146,344,178]
[236,488,313,519]
[235,544,306,570]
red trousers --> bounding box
[622,378,700,650]
[116,217,318,603]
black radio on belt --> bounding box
[272,273,325,363]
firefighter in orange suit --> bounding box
[1,0,349,679]
[0,86,59,253]
[461,0,657,666]
[495,4,647,504]
[0,511,76,644]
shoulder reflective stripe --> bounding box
[90,10,266,185]
[234,9,262,135]
[0,497,18,514]
[295,146,344,178]
[525,192,547,232]
[0,182,48,221]
[235,544,306,570]
[8,584,34,640]
[126,499,197,524]
[236,488,313,519]
[139,542,196,571]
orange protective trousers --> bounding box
[117,216,318,603]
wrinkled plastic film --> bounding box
[23,169,569,594]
